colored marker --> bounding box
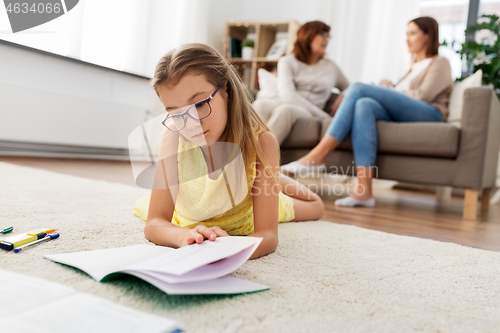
[14,233,59,253]
[0,228,57,251]
[1,226,13,234]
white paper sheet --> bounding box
[124,238,261,284]
[4,293,180,333]
[44,244,174,281]
[0,269,180,333]
[128,236,262,276]
[0,269,75,317]
[43,236,268,295]
[128,272,270,295]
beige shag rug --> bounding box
[1,161,499,333]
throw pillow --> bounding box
[448,69,483,127]
[255,68,280,100]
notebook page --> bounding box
[0,269,180,333]
[128,272,270,295]
[44,244,174,281]
[124,239,261,284]
[128,236,262,276]
[3,293,180,333]
[0,268,76,317]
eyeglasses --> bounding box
[318,30,331,40]
[161,85,222,132]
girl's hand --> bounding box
[181,225,229,246]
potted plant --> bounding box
[241,39,255,60]
[443,14,500,98]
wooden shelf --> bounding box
[227,58,253,63]
[227,58,280,63]
[224,19,300,90]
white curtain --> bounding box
[317,0,419,84]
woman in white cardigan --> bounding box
[252,21,349,144]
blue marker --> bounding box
[14,233,59,253]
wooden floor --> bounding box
[2,156,499,252]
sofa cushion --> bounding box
[281,117,321,148]
[319,119,460,158]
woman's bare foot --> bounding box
[296,153,323,166]
[296,135,338,166]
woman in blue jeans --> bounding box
[281,16,454,207]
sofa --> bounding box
[277,86,500,220]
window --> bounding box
[419,0,471,79]
[477,0,500,43]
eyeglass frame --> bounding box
[318,30,331,40]
[161,84,223,132]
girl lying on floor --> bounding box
[133,43,324,259]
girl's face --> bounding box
[407,21,429,55]
[158,73,228,145]
[309,31,329,59]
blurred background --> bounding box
[0,0,499,159]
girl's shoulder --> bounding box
[255,130,279,158]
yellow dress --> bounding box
[133,132,295,236]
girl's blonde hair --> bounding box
[151,43,280,187]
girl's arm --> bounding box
[144,132,227,248]
[145,166,228,247]
[248,131,281,259]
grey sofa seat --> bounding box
[279,87,500,220]
[325,120,460,158]
[282,117,461,158]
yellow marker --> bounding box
[0,233,38,251]
[27,228,54,236]
[0,228,56,251]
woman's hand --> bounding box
[330,94,344,116]
[379,79,394,88]
[180,225,229,246]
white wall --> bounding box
[205,0,419,84]
[0,41,164,157]
[0,43,160,112]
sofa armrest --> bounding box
[455,86,500,189]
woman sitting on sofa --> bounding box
[252,20,349,144]
[281,16,453,208]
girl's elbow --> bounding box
[316,200,325,220]
[144,223,153,242]
[312,195,325,220]
[268,231,279,252]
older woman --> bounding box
[252,20,349,144]
[282,16,453,208]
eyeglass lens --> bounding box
[164,101,212,131]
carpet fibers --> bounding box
[1,161,499,333]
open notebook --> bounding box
[44,236,270,295]
[0,269,181,333]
